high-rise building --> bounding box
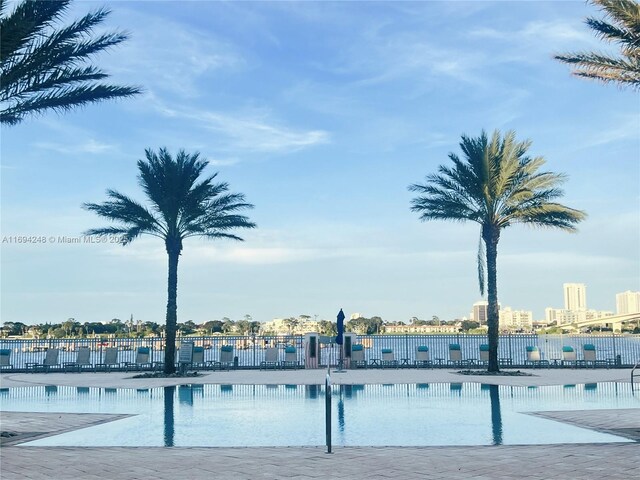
[471,301,488,325]
[471,301,501,325]
[616,291,640,315]
[563,283,586,311]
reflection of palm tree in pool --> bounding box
[164,386,175,447]
[489,385,503,445]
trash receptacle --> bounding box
[233,356,239,369]
[615,354,621,367]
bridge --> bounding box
[558,312,640,333]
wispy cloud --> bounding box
[105,7,246,98]
[152,100,330,154]
[35,139,117,155]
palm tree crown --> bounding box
[555,0,640,89]
[409,130,585,372]
[1,0,141,125]
[84,148,255,374]
[84,148,256,250]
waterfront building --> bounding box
[563,283,587,311]
[616,291,640,315]
[498,307,533,332]
[260,317,321,335]
[384,323,460,334]
[545,308,613,326]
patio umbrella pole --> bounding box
[325,368,332,454]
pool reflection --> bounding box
[164,386,175,447]
[488,384,503,446]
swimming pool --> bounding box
[1,383,637,447]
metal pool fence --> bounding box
[0,333,638,372]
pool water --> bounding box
[0,383,637,447]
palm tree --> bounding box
[1,0,141,125]
[84,148,256,374]
[555,0,640,90]
[409,130,585,372]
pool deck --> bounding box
[1,368,639,479]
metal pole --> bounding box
[325,368,332,454]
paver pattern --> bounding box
[1,443,639,479]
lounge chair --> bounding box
[95,347,119,371]
[260,347,279,370]
[381,348,398,368]
[26,348,60,372]
[63,346,92,372]
[192,346,206,368]
[582,344,607,368]
[525,346,548,367]
[415,346,431,368]
[478,344,489,365]
[122,346,152,371]
[0,349,13,370]
[208,345,234,371]
[561,346,577,367]
[350,344,367,368]
[282,346,301,369]
[448,344,464,366]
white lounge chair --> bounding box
[415,346,431,368]
[208,345,234,370]
[525,346,548,367]
[561,346,577,367]
[350,344,367,368]
[448,344,464,366]
[0,349,13,370]
[63,346,92,372]
[26,348,60,372]
[479,344,489,365]
[282,346,301,369]
[260,347,279,370]
[122,347,152,371]
[381,348,398,368]
[95,347,119,371]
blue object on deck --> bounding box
[526,346,538,352]
[221,345,233,352]
[336,309,345,345]
[479,344,490,351]
[285,346,296,354]
[381,348,392,354]
[583,344,596,351]
[417,346,429,352]
[562,346,574,352]
[449,344,461,350]
[351,344,363,351]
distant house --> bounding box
[383,324,460,334]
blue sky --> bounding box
[1,0,638,326]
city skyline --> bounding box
[1,1,639,326]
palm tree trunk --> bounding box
[164,246,180,375]
[484,226,500,373]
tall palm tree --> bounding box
[555,0,640,90]
[1,0,141,125]
[409,130,586,372]
[84,148,256,374]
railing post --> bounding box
[325,368,332,454]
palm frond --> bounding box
[0,0,141,125]
[555,0,640,89]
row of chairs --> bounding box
[0,342,612,372]
[0,344,304,372]
[349,343,609,368]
